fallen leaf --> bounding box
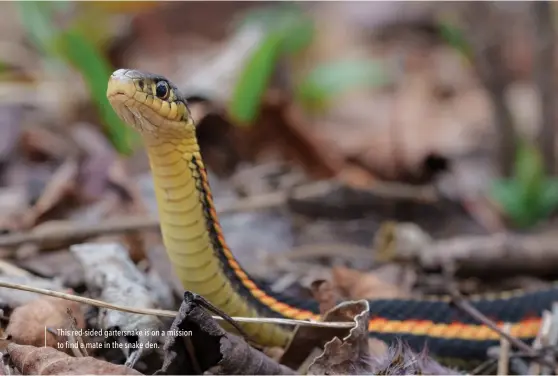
[16,248,85,288]
[7,343,143,375]
[71,122,118,203]
[310,279,338,314]
[0,105,23,164]
[280,300,365,370]
[235,93,343,179]
[6,296,85,353]
[0,187,29,232]
[306,301,457,375]
[159,291,295,375]
[70,242,164,366]
[307,300,370,375]
[19,126,75,163]
[0,275,66,308]
[331,265,412,300]
[20,157,79,229]
[106,159,150,263]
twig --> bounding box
[470,358,497,375]
[385,223,558,277]
[0,183,330,248]
[0,216,159,248]
[266,243,373,263]
[487,346,530,375]
[0,280,353,329]
[528,310,552,375]
[542,303,558,375]
[449,288,556,368]
[0,260,32,277]
[497,323,511,375]
[0,180,438,249]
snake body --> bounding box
[106,69,557,361]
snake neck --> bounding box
[143,136,318,346]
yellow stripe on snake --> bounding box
[106,69,557,362]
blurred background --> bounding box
[1,1,558,305]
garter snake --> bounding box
[106,69,557,362]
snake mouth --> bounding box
[107,69,149,133]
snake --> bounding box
[106,68,558,363]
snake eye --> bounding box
[155,81,170,100]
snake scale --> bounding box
[106,68,558,363]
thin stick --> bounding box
[0,281,353,329]
[0,179,437,249]
[497,323,511,375]
[0,216,159,248]
[528,310,551,375]
[449,289,556,368]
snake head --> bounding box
[107,69,195,139]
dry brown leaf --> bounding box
[71,123,117,203]
[0,275,65,308]
[304,300,457,375]
[106,159,150,263]
[0,105,22,164]
[6,296,85,353]
[20,158,79,229]
[307,300,371,375]
[235,94,343,179]
[19,126,75,163]
[310,279,338,314]
[159,291,295,375]
[280,300,366,370]
[16,249,85,288]
[70,242,164,366]
[0,187,29,233]
[7,343,143,375]
[332,265,411,300]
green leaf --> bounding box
[490,138,558,228]
[55,29,136,154]
[537,178,558,215]
[296,59,391,111]
[18,1,136,154]
[237,4,313,54]
[513,139,544,204]
[438,19,472,61]
[491,180,528,225]
[17,1,58,54]
[277,12,314,55]
[228,29,284,125]
[228,5,315,125]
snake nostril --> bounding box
[138,80,144,90]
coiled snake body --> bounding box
[106,69,557,362]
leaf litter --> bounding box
[0,2,556,375]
